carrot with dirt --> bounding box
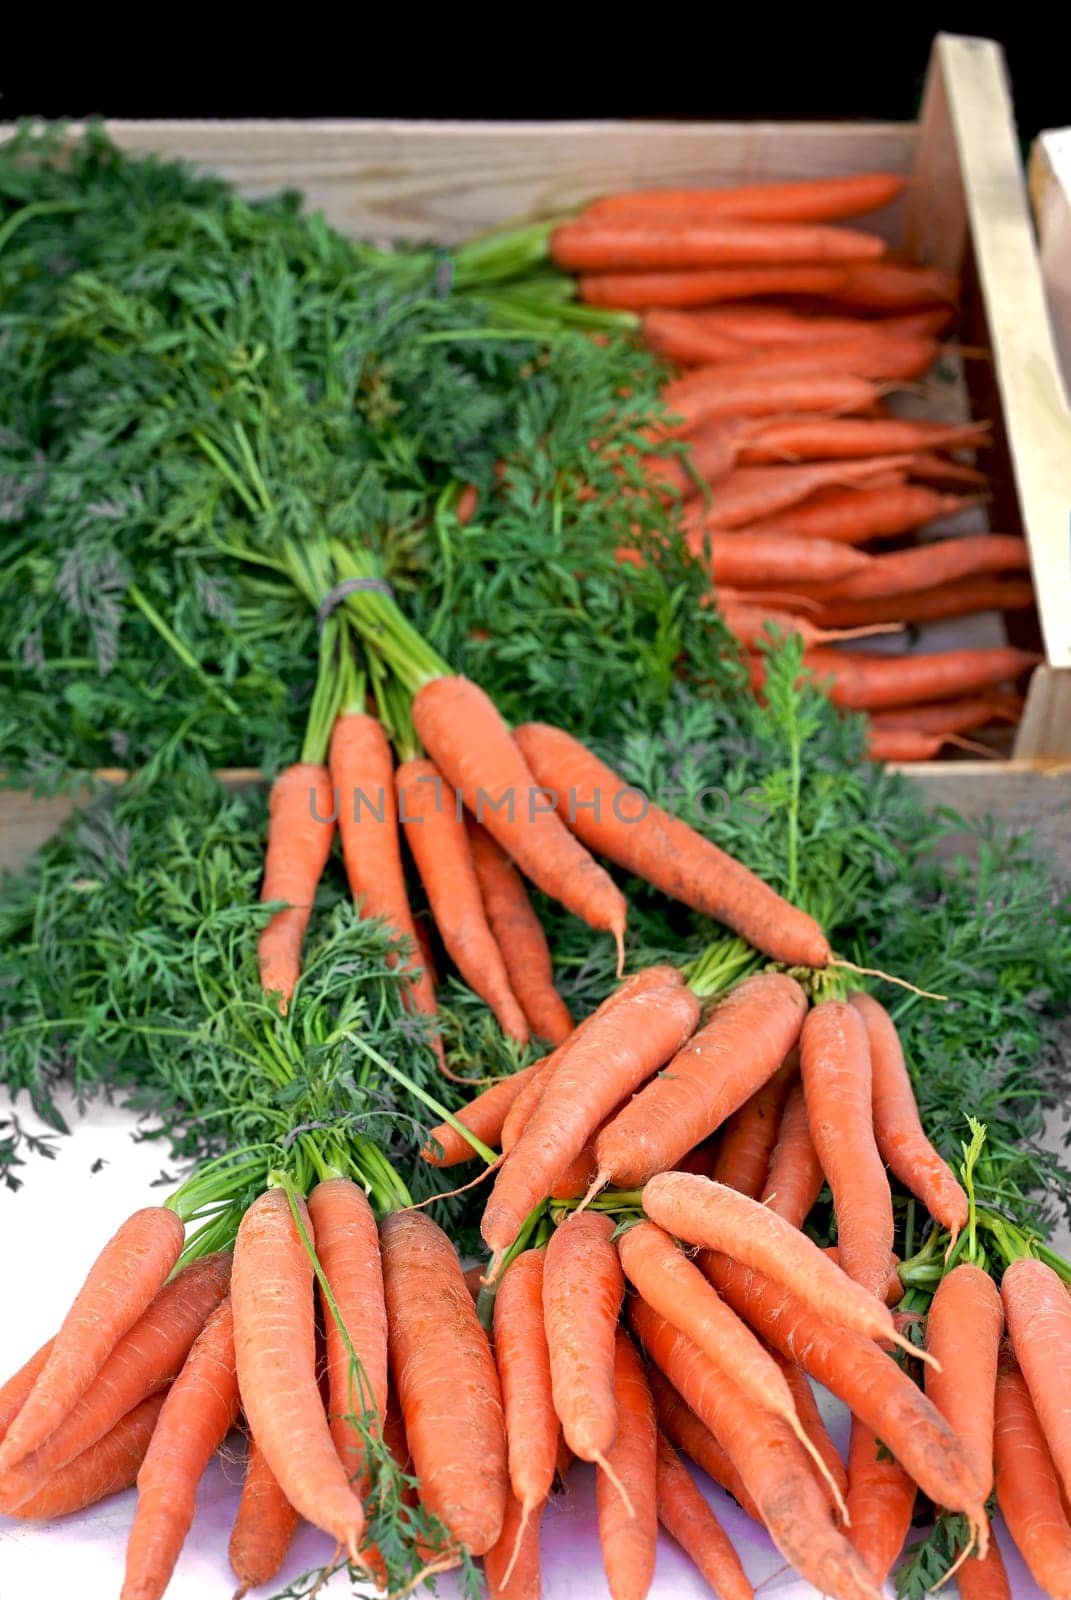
[397,756,529,1043]
[700,1250,987,1537]
[629,1297,882,1600]
[468,819,573,1045]
[682,456,915,533]
[597,1330,658,1600]
[0,1252,230,1514]
[849,993,969,1240]
[618,1220,847,1516]
[799,1000,892,1301]
[229,1437,301,1598]
[307,1178,388,1485]
[709,1056,799,1197]
[120,1298,240,1600]
[579,265,857,310]
[481,983,700,1261]
[655,1430,754,1600]
[592,974,809,1191]
[585,173,906,224]
[257,762,337,1011]
[845,1415,917,1581]
[739,483,981,545]
[492,1250,558,1562]
[662,371,881,432]
[411,674,627,964]
[542,1213,627,1482]
[994,1351,1071,1596]
[381,1209,508,1557]
[761,1079,826,1227]
[731,414,989,463]
[513,726,832,968]
[1002,1256,1071,1502]
[0,1205,185,1473]
[5,1395,167,1522]
[806,577,1035,631]
[551,216,887,272]
[697,531,873,589]
[424,1059,546,1166]
[484,1491,544,1600]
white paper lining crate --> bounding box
[3,33,1071,878]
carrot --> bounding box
[424,1059,545,1166]
[596,1330,658,1600]
[682,456,915,533]
[709,1056,798,1197]
[807,577,1036,630]
[774,1350,848,1513]
[823,1248,903,1307]
[700,531,872,588]
[643,309,753,364]
[552,216,886,272]
[330,711,437,1027]
[257,762,336,1011]
[866,729,949,761]
[906,449,989,487]
[493,1251,558,1539]
[643,1171,909,1354]
[723,600,899,651]
[0,1205,185,1473]
[701,1250,988,1535]
[994,1351,1071,1597]
[412,675,627,962]
[587,174,906,225]
[647,1364,759,1518]
[229,1436,301,1598]
[550,1134,604,1201]
[845,1415,917,1582]
[456,483,479,527]
[957,1543,1012,1600]
[663,371,880,432]
[849,992,969,1240]
[618,1220,847,1517]
[868,696,1021,736]
[121,1297,240,1600]
[740,483,979,545]
[232,1189,366,1561]
[925,1263,1003,1506]
[6,1394,166,1522]
[687,303,953,345]
[579,265,855,310]
[484,1490,543,1600]
[1002,1256,1071,1503]
[760,1079,825,1227]
[500,1056,558,1155]
[468,820,573,1045]
[802,535,1031,597]
[642,425,740,497]
[307,1177,388,1485]
[381,1209,507,1556]
[481,984,700,1259]
[0,1253,230,1514]
[655,1430,754,1600]
[795,646,1039,710]
[593,973,809,1191]
[732,415,990,463]
[665,332,938,383]
[629,1298,882,1600]
[0,1340,55,1445]
[542,1213,626,1472]
[513,725,832,968]
[397,756,529,1043]
[821,260,960,310]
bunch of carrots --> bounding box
[539,172,1041,760]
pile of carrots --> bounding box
[547,172,1040,760]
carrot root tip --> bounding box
[499,1501,533,1589]
[574,1170,610,1217]
[593,1452,636,1520]
[789,1412,849,1526]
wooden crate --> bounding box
[3,33,1071,874]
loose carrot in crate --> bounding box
[809,577,1035,631]
[732,415,989,463]
[682,456,914,533]
[802,535,1031,600]
[868,695,1021,736]
[790,646,1040,710]
[579,265,855,310]
[663,371,881,432]
[740,483,981,545]
[865,730,950,762]
[696,531,872,588]
[552,217,886,272]
[586,173,905,224]
[660,332,938,383]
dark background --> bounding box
[1,24,1062,144]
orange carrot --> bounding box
[760,1078,825,1228]
[0,1206,185,1473]
[682,456,914,533]
[593,973,808,1191]
[232,1189,365,1561]
[229,1436,301,1598]
[586,174,906,225]
[579,265,856,310]
[642,425,740,497]
[799,1000,892,1301]
[701,1250,987,1534]
[643,310,753,363]
[686,303,953,345]
[381,1209,507,1557]
[500,1056,559,1155]
[720,599,898,651]
[906,450,989,486]
[257,762,336,1011]
[482,984,700,1260]
[412,675,627,961]
[732,414,989,463]
[773,1351,849,1514]
[925,1263,1003,1505]
[663,332,937,382]
[868,696,1021,736]
[957,1543,1012,1600]
[740,483,979,545]
[850,993,969,1240]
[806,577,1036,630]
[484,1490,543,1600]
[663,371,880,432]
[647,1365,759,1519]
[397,756,529,1043]
[655,1430,754,1600]
[794,646,1039,710]
[0,1340,56,1447]
[121,1298,240,1600]
[456,483,480,527]
[424,1060,545,1166]
[307,1178,388,1486]
[0,1253,230,1514]
[802,535,1031,597]
[821,260,960,310]
[330,711,437,1028]
[513,725,832,968]
[822,1248,903,1307]
[643,1172,907,1351]
[7,1394,166,1522]
[596,1330,658,1600]
[552,217,886,272]
[1002,1256,1071,1503]
[630,1298,881,1600]
[845,1415,917,1582]
[468,820,573,1045]
[493,1251,558,1536]
[994,1352,1071,1596]
[700,531,872,588]
[709,1056,798,1197]
[543,1213,626,1473]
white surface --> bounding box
[0,1093,1047,1599]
